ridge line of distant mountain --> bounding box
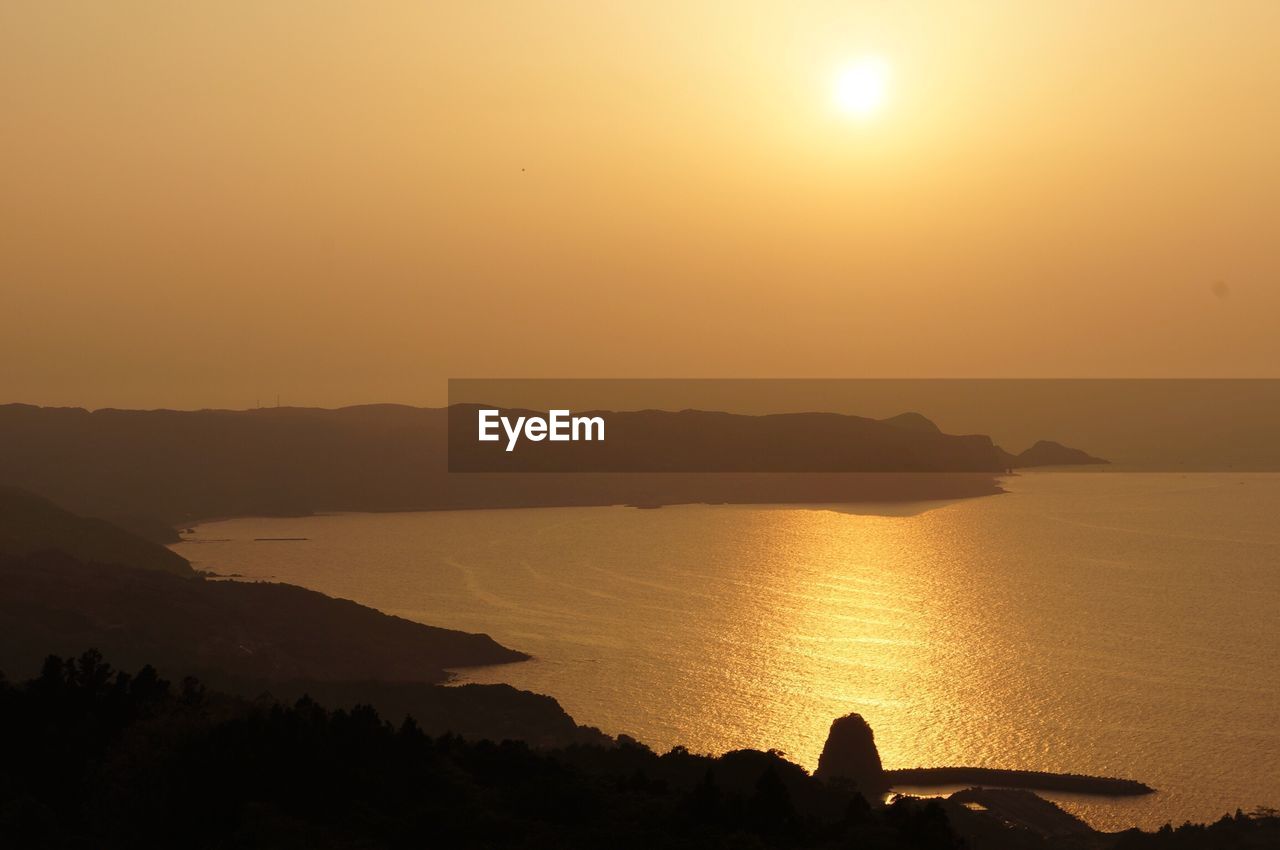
[447,403,1108,472]
[0,402,1105,528]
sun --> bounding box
[833,56,891,119]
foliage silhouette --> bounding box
[2,652,1275,849]
[0,651,961,849]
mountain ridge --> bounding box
[0,403,1104,525]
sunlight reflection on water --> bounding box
[178,473,1280,831]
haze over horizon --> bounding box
[4,1,1279,410]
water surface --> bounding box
[177,472,1280,830]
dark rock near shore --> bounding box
[814,713,889,795]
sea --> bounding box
[174,472,1280,831]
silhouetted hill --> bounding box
[0,486,192,577]
[1014,440,1110,468]
[0,549,606,747]
[0,403,442,522]
[0,403,1106,523]
[880,411,943,433]
[448,405,1007,473]
[100,514,183,544]
[0,492,611,749]
[0,550,524,686]
[214,678,606,750]
[0,489,523,681]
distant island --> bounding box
[0,403,1106,536]
[1002,439,1110,468]
[448,404,1106,473]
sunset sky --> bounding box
[3,1,1278,409]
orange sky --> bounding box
[3,1,1278,409]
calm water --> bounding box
[176,473,1279,831]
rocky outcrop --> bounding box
[813,713,888,795]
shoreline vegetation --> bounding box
[3,652,1273,849]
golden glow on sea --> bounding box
[689,504,1019,775]
[180,474,1280,831]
